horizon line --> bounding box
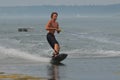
[0,3,120,7]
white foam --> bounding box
[0,46,50,62]
[96,50,120,57]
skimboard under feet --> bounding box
[51,53,68,64]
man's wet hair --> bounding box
[51,12,58,18]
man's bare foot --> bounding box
[52,53,58,58]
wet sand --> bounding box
[0,58,120,80]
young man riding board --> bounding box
[45,12,61,57]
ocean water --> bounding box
[0,16,120,80]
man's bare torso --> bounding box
[47,20,58,34]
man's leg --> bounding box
[54,43,60,57]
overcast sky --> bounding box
[0,0,120,6]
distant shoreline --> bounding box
[0,4,119,17]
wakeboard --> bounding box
[51,53,68,64]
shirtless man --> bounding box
[45,12,61,57]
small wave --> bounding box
[0,46,50,62]
[63,49,120,58]
[70,32,120,45]
[85,36,120,45]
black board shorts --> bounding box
[47,33,59,49]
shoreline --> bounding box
[0,58,120,80]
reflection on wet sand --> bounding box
[48,63,65,80]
